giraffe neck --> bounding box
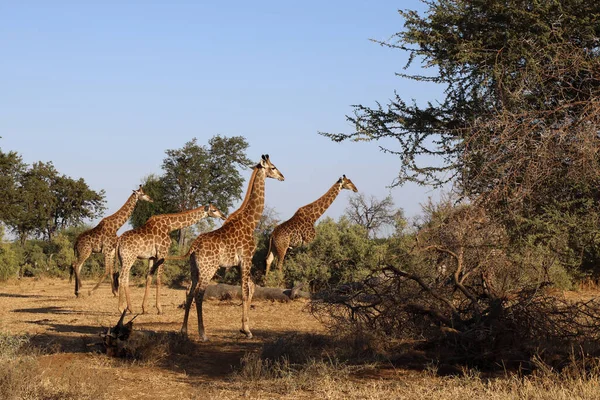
[300,182,342,223]
[228,165,266,228]
[104,193,138,231]
[224,165,258,224]
[150,206,208,231]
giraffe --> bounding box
[265,175,358,275]
[166,154,284,341]
[71,185,153,298]
[115,204,226,315]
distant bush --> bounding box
[279,217,385,292]
[0,242,21,281]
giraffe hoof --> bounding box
[240,329,253,339]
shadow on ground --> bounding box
[0,292,45,299]
[23,315,297,380]
[13,306,113,316]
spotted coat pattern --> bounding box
[116,204,226,314]
[179,155,284,341]
[71,186,152,297]
[265,176,358,275]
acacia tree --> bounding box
[323,0,600,190]
[322,0,600,275]
[344,193,400,238]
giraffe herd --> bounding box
[72,155,358,340]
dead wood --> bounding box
[202,282,310,302]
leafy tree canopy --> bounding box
[0,149,105,244]
[130,136,252,245]
[322,0,600,196]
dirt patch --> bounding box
[0,278,323,399]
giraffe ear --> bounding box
[204,205,210,211]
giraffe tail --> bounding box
[69,244,78,283]
[162,254,189,261]
[265,235,275,274]
[112,238,121,292]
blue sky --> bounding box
[1,1,444,231]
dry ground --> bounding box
[0,278,324,399]
[2,279,600,399]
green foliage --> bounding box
[47,232,77,276]
[0,150,26,224]
[130,174,175,229]
[322,0,600,281]
[0,224,107,281]
[161,136,252,215]
[322,0,600,187]
[0,149,105,244]
[282,217,385,292]
[130,136,252,246]
[0,241,21,281]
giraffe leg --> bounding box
[154,259,165,315]
[118,254,135,314]
[108,246,118,296]
[240,258,255,339]
[181,255,199,337]
[141,259,154,315]
[276,246,288,272]
[194,281,209,342]
[89,248,115,296]
[72,246,92,297]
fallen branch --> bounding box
[196,283,310,302]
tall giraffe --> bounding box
[115,204,226,314]
[265,175,358,275]
[168,155,284,341]
[71,185,153,297]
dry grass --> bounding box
[2,278,600,399]
[227,355,600,400]
[0,331,104,400]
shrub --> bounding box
[0,242,21,281]
[310,202,600,369]
[282,217,385,292]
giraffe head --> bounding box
[339,175,358,192]
[205,204,227,220]
[259,154,285,181]
[133,185,153,203]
